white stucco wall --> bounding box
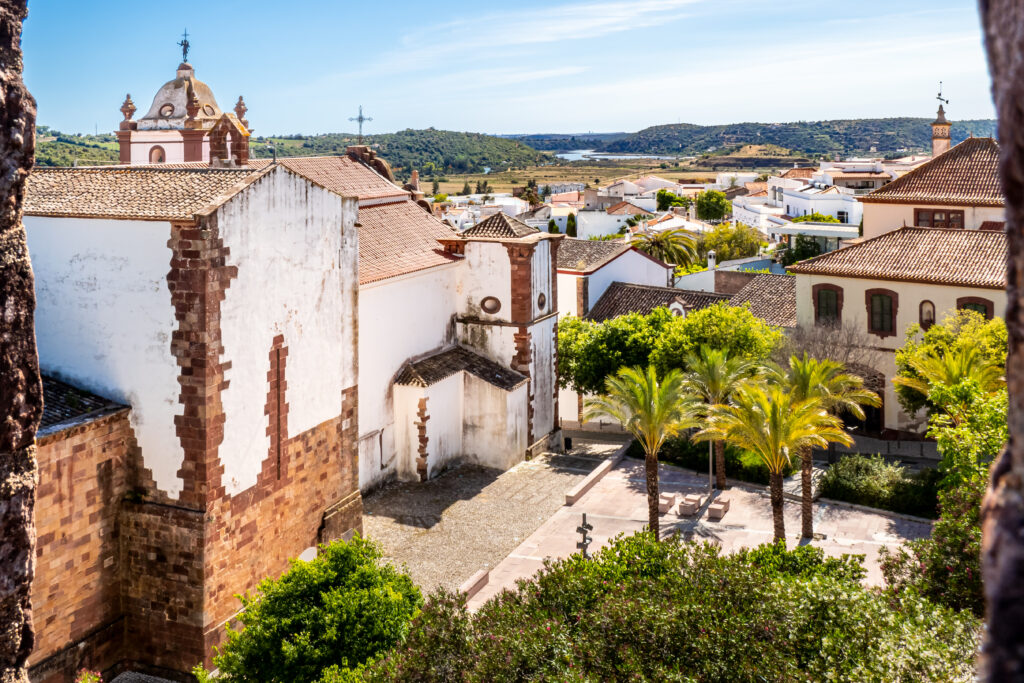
[128,131,186,164]
[531,242,554,320]
[463,375,528,469]
[530,315,558,440]
[862,202,1006,239]
[781,188,862,225]
[795,273,1007,430]
[458,242,513,321]
[585,251,672,309]
[27,216,185,496]
[576,211,630,239]
[358,264,460,490]
[556,272,580,317]
[421,374,464,478]
[217,167,358,495]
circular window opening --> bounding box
[159,103,174,117]
[481,296,501,314]
[537,292,547,311]
[202,104,216,116]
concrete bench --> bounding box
[708,497,730,520]
[658,492,679,513]
[677,493,705,516]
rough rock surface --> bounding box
[980,0,1024,679]
[0,1,39,681]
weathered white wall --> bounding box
[464,375,528,469]
[218,166,358,495]
[862,202,1006,239]
[531,242,553,320]
[422,374,464,477]
[673,268,715,292]
[556,272,580,317]
[458,242,512,321]
[530,315,558,440]
[795,273,1007,430]
[586,251,671,310]
[392,383,419,480]
[27,216,184,496]
[358,263,460,490]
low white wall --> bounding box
[464,375,528,470]
[577,211,630,238]
[586,251,671,308]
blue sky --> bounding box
[24,0,993,136]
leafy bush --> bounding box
[895,309,1007,414]
[791,211,840,223]
[734,539,866,583]
[880,477,985,616]
[197,536,422,683]
[819,454,940,518]
[627,435,797,484]
[695,221,763,261]
[367,533,978,682]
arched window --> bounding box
[919,300,935,329]
[957,296,994,319]
[812,283,843,325]
[149,146,166,164]
[865,288,899,338]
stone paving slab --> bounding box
[361,441,622,592]
[467,458,932,609]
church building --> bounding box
[25,53,560,681]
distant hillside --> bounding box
[33,126,551,176]
[501,132,630,151]
[599,118,998,157]
[252,129,552,178]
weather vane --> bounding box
[937,81,949,106]
[178,28,190,63]
[349,105,373,144]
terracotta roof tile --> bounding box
[25,167,258,220]
[587,282,730,322]
[787,226,1007,289]
[357,200,460,285]
[861,137,1003,206]
[980,221,1006,231]
[606,200,649,215]
[729,274,796,327]
[781,167,815,179]
[276,156,408,202]
[462,212,539,239]
[394,346,527,391]
[39,375,126,436]
[556,238,629,271]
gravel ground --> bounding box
[361,441,621,592]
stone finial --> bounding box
[120,93,136,121]
[234,95,249,128]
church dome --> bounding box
[137,62,223,130]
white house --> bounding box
[789,227,1007,434]
[555,238,674,318]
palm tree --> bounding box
[697,383,852,541]
[630,228,697,267]
[683,347,759,490]
[765,354,880,539]
[584,366,699,541]
[893,345,1005,420]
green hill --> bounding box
[599,118,999,157]
[33,126,551,176]
[251,128,551,178]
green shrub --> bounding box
[819,454,940,518]
[880,477,985,616]
[627,435,796,484]
[367,533,978,682]
[199,536,422,683]
[735,540,866,583]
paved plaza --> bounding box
[361,439,624,591]
[468,455,932,609]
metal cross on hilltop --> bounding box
[178,28,190,63]
[350,105,373,144]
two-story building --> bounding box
[789,227,1007,433]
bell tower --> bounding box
[931,83,951,158]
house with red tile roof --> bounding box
[788,226,1007,434]
[860,136,1005,238]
